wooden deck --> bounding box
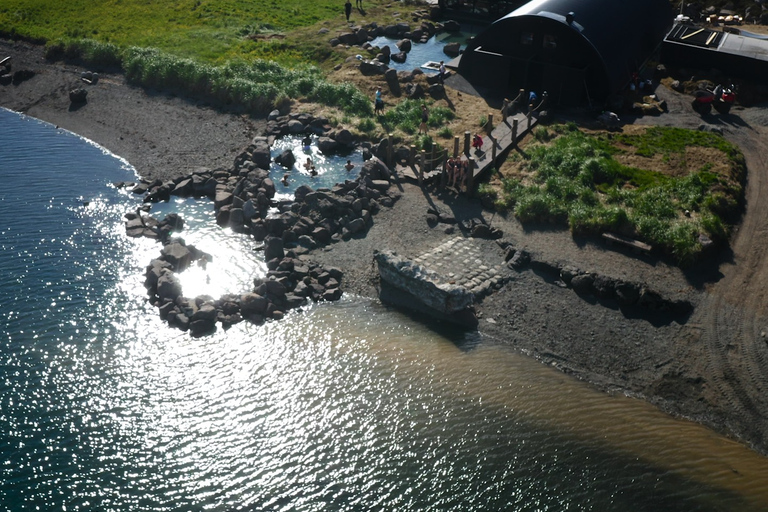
[396,110,539,190]
[470,111,538,182]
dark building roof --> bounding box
[662,23,768,83]
[458,0,672,104]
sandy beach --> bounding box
[3,37,768,456]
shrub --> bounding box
[358,117,376,133]
[533,126,553,142]
[667,222,701,267]
[514,188,566,223]
[489,125,743,265]
[380,100,454,134]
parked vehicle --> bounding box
[692,84,735,115]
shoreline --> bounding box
[3,38,768,456]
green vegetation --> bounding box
[493,126,745,265]
[379,99,455,135]
[44,39,372,116]
[0,0,343,63]
[2,0,376,116]
[615,126,742,161]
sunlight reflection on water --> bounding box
[3,108,768,512]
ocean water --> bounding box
[2,107,768,511]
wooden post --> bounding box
[527,112,532,131]
[440,151,448,190]
[419,150,425,186]
[512,119,518,145]
[491,136,497,166]
[430,143,436,173]
[453,136,460,158]
[464,131,471,155]
[487,113,493,132]
[409,145,416,168]
[387,133,394,167]
[466,157,475,195]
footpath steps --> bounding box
[471,111,538,182]
[396,110,539,189]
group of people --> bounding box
[445,156,469,192]
[278,137,356,186]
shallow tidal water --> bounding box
[2,107,768,511]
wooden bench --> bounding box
[601,232,652,255]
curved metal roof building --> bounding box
[458,0,672,104]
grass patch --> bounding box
[0,0,345,63]
[493,125,745,265]
[47,39,372,116]
[616,126,741,163]
[379,99,455,136]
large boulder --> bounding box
[361,157,391,181]
[156,269,182,301]
[240,292,268,315]
[264,236,285,261]
[317,137,338,154]
[443,42,461,57]
[428,83,445,99]
[275,149,296,169]
[391,51,407,64]
[161,241,194,271]
[443,20,461,32]
[396,39,412,52]
[404,82,424,100]
[338,32,358,45]
[334,128,354,146]
[287,119,305,134]
[385,68,401,96]
[250,138,271,170]
[69,88,87,104]
[360,60,388,76]
[355,28,370,43]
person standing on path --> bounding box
[344,0,352,22]
[419,104,429,135]
[374,87,384,115]
[356,0,363,8]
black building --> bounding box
[662,23,768,84]
[457,0,673,105]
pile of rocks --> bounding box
[123,130,402,335]
[331,20,429,48]
[142,235,344,336]
[263,112,356,155]
[499,240,693,317]
[332,18,451,100]
[0,57,34,87]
